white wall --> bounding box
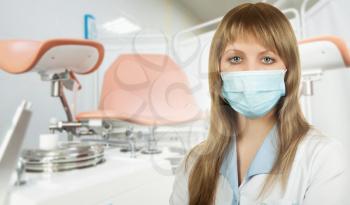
[0,0,199,148]
[304,0,350,43]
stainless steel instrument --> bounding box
[21,142,105,172]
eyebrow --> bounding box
[223,49,275,55]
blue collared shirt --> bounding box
[219,123,278,205]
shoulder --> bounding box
[295,127,350,204]
[296,126,348,180]
[169,144,202,205]
[298,127,346,159]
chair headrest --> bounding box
[298,35,350,70]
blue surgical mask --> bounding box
[220,69,286,119]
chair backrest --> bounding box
[98,54,202,125]
[0,39,104,75]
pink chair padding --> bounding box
[298,35,350,67]
[76,54,203,126]
[0,39,104,74]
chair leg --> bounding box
[119,127,141,157]
[141,126,162,154]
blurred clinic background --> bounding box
[1,0,350,204]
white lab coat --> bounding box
[169,127,350,205]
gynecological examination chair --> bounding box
[76,54,207,155]
[0,39,104,140]
[0,38,206,161]
[0,39,107,174]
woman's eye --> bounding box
[262,56,275,64]
[229,56,242,64]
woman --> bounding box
[170,2,349,205]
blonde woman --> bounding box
[170,2,349,205]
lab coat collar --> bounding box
[219,123,278,190]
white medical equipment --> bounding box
[0,100,32,205]
[298,36,350,123]
[0,39,196,205]
[8,147,176,205]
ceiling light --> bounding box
[102,17,141,34]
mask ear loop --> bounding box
[218,76,229,105]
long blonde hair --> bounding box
[184,2,311,204]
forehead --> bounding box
[223,34,277,54]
